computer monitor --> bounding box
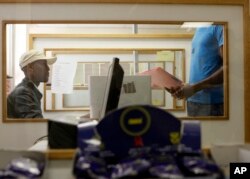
[118,75,151,108]
[99,57,124,119]
[89,75,151,120]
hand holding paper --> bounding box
[138,67,183,91]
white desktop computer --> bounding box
[89,75,151,119]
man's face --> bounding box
[30,60,50,83]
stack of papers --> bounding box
[138,67,183,90]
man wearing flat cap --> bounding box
[7,50,56,118]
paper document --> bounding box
[138,67,183,90]
[51,61,77,94]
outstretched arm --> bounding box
[172,46,224,99]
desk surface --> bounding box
[43,159,75,179]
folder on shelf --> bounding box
[138,67,183,90]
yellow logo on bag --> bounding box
[170,132,180,144]
[128,118,143,125]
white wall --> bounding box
[0,4,244,149]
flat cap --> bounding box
[19,49,56,68]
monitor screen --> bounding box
[89,75,151,120]
[100,57,124,119]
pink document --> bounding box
[138,67,183,90]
